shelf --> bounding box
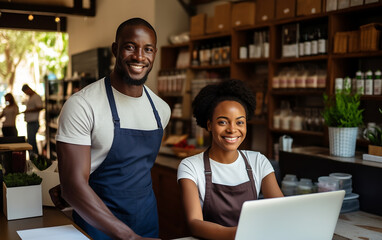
[161,43,189,49]
[270,128,324,137]
[49,122,58,129]
[190,32,231,41]
[327,2,382,16]
[48,95,63,101]
[190,64,230,70]
[274,13,327,26]
[275,55,328,63]
[50,138,56,145]
[271,89,326,96]
[234,58,269,64]
[331,51,382,59]
[248,118,267,125]
[360,95,382,101]
[233,23,271,32]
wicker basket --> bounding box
[360,23,382,51]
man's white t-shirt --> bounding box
[177,150,274,208]
[25,94,43,122]
[56,78,171,173]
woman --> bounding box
[177,79,283,240]
[0,93,19,137]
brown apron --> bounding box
[202,149,257,227]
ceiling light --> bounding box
[55,17,60,23]
[28,14,34,21]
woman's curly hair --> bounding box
[192,79,256,130]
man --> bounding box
[56,18,170,239]
[21,84,43,155]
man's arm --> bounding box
[57,141,150,240]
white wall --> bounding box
[66,0,189,92]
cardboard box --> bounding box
[297,0,322,16]
[256,0,275,23]
[190,14,206,37]
[365,0,379,3]
[326,0,338,11]
[205,16,217,34]
[214,2,232,32]
[276,0,296,20]
[350,0,364,6]
[338,0,350,9]
[232,2,256,27]
[3,182,42,220]
[333,32,349,53]
[348,30,360,52]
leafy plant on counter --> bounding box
[30,154,52,171]
[365,109,382,147]
[322,87,364,127]
[3,172,42,188]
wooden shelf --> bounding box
[190,64,230,70]
[49,122,58,129]
[234,58,269,64]
[331,51,382,59]
[275,55,328,63]
[360,95,382,101]
[190,32,231,41]
[271,89,326,96]
[270,128,324,137]
[233,23,271,32]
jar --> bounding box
[282,174,298,196]
[318,176,339,192]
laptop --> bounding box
[235,190,345,240]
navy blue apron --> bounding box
[73,76,163,239]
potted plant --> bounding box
[3,172,43,220]
[323,87,364,157]
[364,109,382,156]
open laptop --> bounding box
[235,190,345,240]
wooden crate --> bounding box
[333,32,349,53]
[360,23,382,51]
[348,30,360,52]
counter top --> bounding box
[173,211,382,240]
[285,146,382,169]
[0,207,89,240]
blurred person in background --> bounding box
[21,84,43,155]
[0,93,19,137]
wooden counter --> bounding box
[0,207,89,240]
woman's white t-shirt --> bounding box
[177,150,274,207]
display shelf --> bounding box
[234,58,269,64]
[275,55,328,63]
[271,89,326,96]
[190,31,231,41]
[190,64,230,70]
[270,128,324,137]
[331,51,382,59]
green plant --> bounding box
[365,109,382,146]
[3,172,42,188]
[30,154,52,171]
[322,88,364,127]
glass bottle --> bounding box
[356,70,365,95]
[374,70,382,95]
[365,70,373,95]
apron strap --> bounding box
[104,76,120,128]
[239,150,258,200]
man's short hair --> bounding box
[22,84,30,92]
[115,18,157,44]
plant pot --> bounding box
[3,182,42,220]
[328,127,358,157]
[368,145,382,156]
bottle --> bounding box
[356,70,365,95]
[262,31,270,58]
[205,44,211,66]
[222,41,231,64]
[198,44,205,66]
[299,29,305,57]
[374,70,382,95]
[310,28,318,55]
[191,45,199,66]
[212,42,221,65]
[304,32,311,56]
[317,27,327,55]
[365,70,373,95]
